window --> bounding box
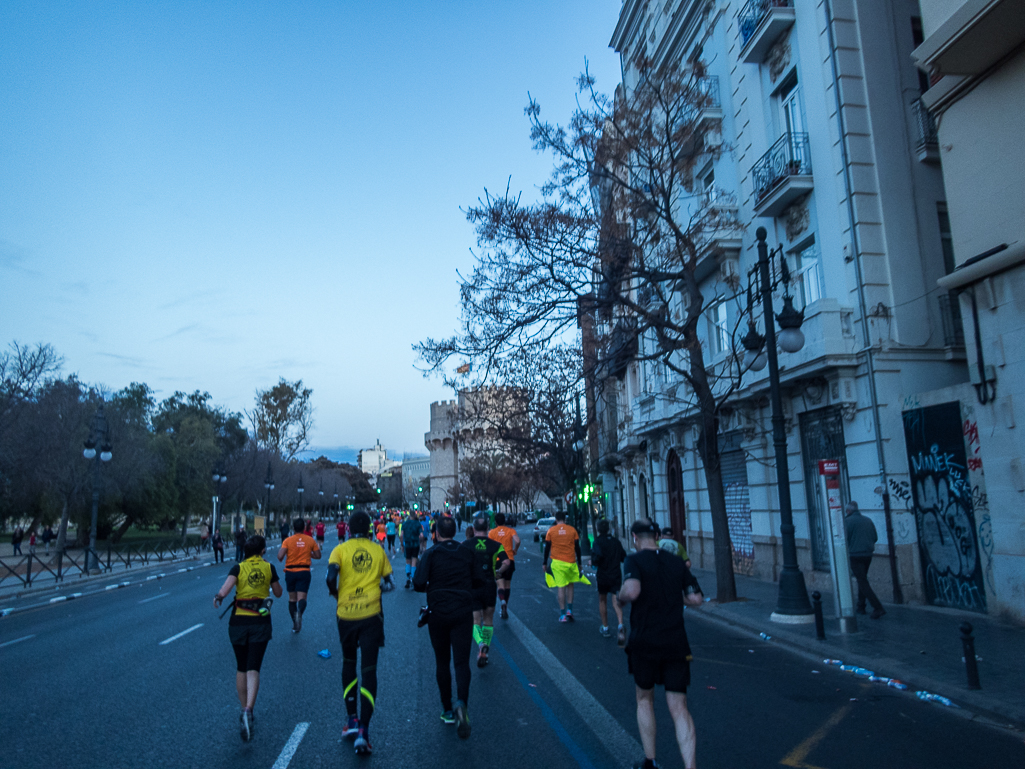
[789,239,825,307]
[938,204,955,274]
[708,302,729,355]
[777,72,804,137]
[701,167,716,206]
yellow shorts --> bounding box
[545,559,591,588]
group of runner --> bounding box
[215,508,702,768]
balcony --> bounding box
[751,132,813,217]
[604,317,639,380]
[939,292,965,348]
[738,0,796,65]
[910,98,940,163]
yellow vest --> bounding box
[235,556,272,617]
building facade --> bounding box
[358,440,401,481]
[601,0,975,609]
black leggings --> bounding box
[233,641,269,672]
[339,616,384,728]
[427,614,473,710]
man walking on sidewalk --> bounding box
[845,501,885,619]
[618,518,704,769]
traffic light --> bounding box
[376,488,381,494]
[418,486,423,493]
[412,503,419,510]
[346,504,354,511]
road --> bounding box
[1,525,1022,768]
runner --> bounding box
[375,519,387,547]
[413,515,474,739]
[488,512,520,619]
[542,510,590,622]
[657,525,692,569]
[336,517,348,542]
[213,535,283,742]
[325,511,394,756]
[590,518,627,644]
[618,518,704,769]
[315,519,326,546]
[401,513,425,589]
[276,518,322,633]
[462,516,510,668]
[385,518,397,555]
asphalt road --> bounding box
[1,525,1022,769]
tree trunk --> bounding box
[56,497,71,553]
[110,516,134,544]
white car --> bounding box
[533,517,556,542]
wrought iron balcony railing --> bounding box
[739,0,795,47]
[698,76,720,108]
[751,132,811,202]
[911,98,938,148]
[939,292,965,347]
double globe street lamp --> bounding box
[740,227,813,622]
[263,462,275,533]
[211,469,227,541]
[82,404,113,574]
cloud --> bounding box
[158,290,219,311]
[0,240,42,277]
[96,352,152,370]
[152,324,201,342]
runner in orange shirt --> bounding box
[543,510,590,622]
[488,513,520,619]
[277,518,322,633]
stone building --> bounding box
[599,0,973,612]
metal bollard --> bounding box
[960,622,981,690]
[812,591,826,640]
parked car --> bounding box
[523,511,539,524]
[533,517,556,542]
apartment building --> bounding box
[601,0,969,609]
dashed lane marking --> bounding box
[505,610,642,766]
[0,634,35,649]
[159,623,204,645]
[139,593,170,604]
[779,703,851,768]
[271,722,309,769]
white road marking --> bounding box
[159,623,204,645]
[506,611,642,766]
[271,722,310,768]
[0,634,35,649]
[49,596,66,603]
[139,593,169,604]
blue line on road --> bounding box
[492,640,599,769]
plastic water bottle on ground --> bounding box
[759,632,772,640]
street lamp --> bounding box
[211,469,227,539]
[82,404,112,574]
[333,485,339,516]
[263,462,275,533]
[297,472,305,518]
[741,227,813,622]
[318,481,324,521]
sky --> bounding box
[0,1,624,461]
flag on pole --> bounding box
[456,362,471,375]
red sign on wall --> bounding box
[818,459,840,476]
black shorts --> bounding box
[404,544,420,560]
[387,534,396,546]
[596,572,622,595]
[337,614,385,655]
[472,582,498,611]
[501,560,515,580]
[628,653,691,693]
[285,569,312,593]
[229,622,272,672]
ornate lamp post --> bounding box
[741,227,813,622]
[297,472,305,519]
[82,404,113,574]
[211,469,227,540]
[263,462,275,532]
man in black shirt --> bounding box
[590,518,627,644]
[413,515,474,739]
[618,518,704,769]
[461,516,510,668]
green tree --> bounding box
[249,379,314,461]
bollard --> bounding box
[960,622,981,690]
[812,591,826,640]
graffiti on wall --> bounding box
[902,401,987,613]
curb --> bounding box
[687,603,1025,732]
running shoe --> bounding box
[440,710,456,724]
[477,643,489,668]
[559,613,569,623]
[565,611,575,622]
[599,625,611,638]
[354,727,372,755]
[454,700,471,739]
[405,578,411,589]
[239,709,252,742]
[294,611,302,633]
[342,715,360,739]
[617,625,627,646]
[500,603,509,620]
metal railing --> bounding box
[939,292,965,347]
[0,535,206,589]
[752,131,811,201]
[699,76,720,108]
[911,98,938,148]
[739,0,794,47]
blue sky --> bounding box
[0,1,623,458]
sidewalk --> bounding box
[688,566,1025,730]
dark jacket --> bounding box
[412,539,474,620]
[591,534,626,577]
[844,512,878,557]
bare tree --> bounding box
[418,60,752,602]
[249,379,314,461]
